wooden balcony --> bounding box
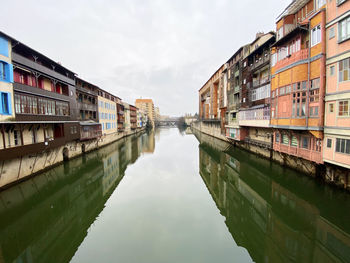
[12,53,75,85]
[250,54,270,71]
[274,143,323,164]
[77,102,98,112]
[274,49,308,71]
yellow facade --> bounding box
[98,96,118,135]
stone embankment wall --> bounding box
[192,121,350,191]
[0,128,145,189]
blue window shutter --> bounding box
[0,37,9,57]
[0,93,3,114]
[7,92,12,115]
[8,64,13,83]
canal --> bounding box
[0,128,349,263]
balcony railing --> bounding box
[76,85,98,96]
[276,24,297,42]
[12,53,75,85]
[234,86,240,93]
[78,102,97,112]
[252,77,270,88]
[250,54,270,71]
[274,49,309,71]
[274,143,323,164]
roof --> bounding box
[276,0,310,21]
[0,31,76,75]
[226,46,244,64]
[76,76,100,89]
[199,64,225,92]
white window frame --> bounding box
[311,25,321,47]
[338,16,350,42]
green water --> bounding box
[0,128,349,263]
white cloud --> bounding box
[3,0,292,115]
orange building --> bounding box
[270,0,327,164]
[323,0,350,169]
[199,65,224,120]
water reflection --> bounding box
[195,130,350,263]
[0,131,155,263]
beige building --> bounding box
[135,99,155,123]
[97,89,118,135]
[0,34,14,121]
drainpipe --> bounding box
[306,21,311,131]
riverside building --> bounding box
[323,0,350,169]
[0,31,80,160]
[270,0,326,164]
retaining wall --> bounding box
[192,121,350,191]
[0,128,145,189]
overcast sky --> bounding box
[3,0,291,116]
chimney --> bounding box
[256,31,264,39]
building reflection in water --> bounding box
[196,130,350,263]
[0,131,155,263]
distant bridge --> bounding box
[155,118,180,127]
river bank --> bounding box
[192,121,350,192]
[0,128,146,189]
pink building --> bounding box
[323,0,350,169]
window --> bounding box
[275,133,280,143]
[0,62,5,80]
[310,106,319,116]
[286,85,291,93]
[339,58,350,82]
[1,92,12,115]
[327,138,332,148]
[0,61,13,83]
[292,88,307,117]
[291,136,298,147]
[339,100,349,116]
[14,130,21,146]
[309,88,319,102]
[301,137,309,149]
[330,65,335,76]
[329,103,334,113]
[31,129,37,144]
[280,86,286,95]
[311,25,321,46]
[282,134,289,145]
[271,53,277,67]
[310,78,320,90]
[277,27,284,40]
[336,138,350,154]
[329,27,335,39]
[251,84,270,101]
[339,16,350,42]
[316,0,326,9]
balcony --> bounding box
[76,85,98,97]
[77,102,98,112]
[274,143,323,164]
[250,54,270,71]
[252,77,270,88]
[274,48,308,71]
[12,53,75,85]
[276,24,297,42]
